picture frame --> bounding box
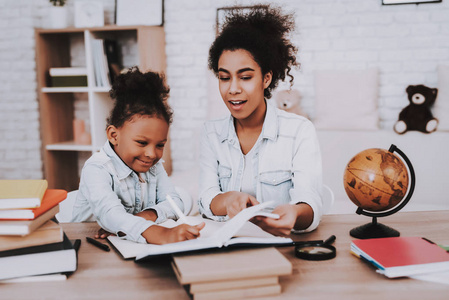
[115,0,164,26]
[382,0,442,5]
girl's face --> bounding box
[107,115,168,173]
[217,49,272,122]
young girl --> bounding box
[199,5,325,236]
[72,67,204,244]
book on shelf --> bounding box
[91,38,111,88]
[49,67,88,88]
[104,39,121,84]
[0,233,78,280]
[0,189,67,220]
[351,236,449,278]
[0,220,63,251]
[0,179,48,209]
[107,201,293,260]
[0,205,59,236]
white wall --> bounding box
[164,0,449,173]
[0,0,448,186]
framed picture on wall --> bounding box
[115,0,164,26]
[382,0,442,5]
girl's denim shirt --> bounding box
[72,141,183,243]
[198,103,323,233]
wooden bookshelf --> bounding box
[35,26,171,191]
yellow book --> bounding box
[0,180,48,209]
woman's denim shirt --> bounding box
[198,103,323,232]
[72,141,183,243]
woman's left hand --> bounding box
[252,203,313,237]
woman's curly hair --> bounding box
[208,5,299,99]
[107,66,173,128]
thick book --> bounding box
[0,220,63,251]
[351,236,449,278]
[0,233,77,280]
[107,202,293,260]
[103,39,121,84]
[0,189,67,220]
[49,67,88,87]
[189,276,278,293]
[0,179,48,209]
[0,205,59,236]
[172,247,292,284]
[193,284,281,300]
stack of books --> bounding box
[171,247,292,300]
[0,179,78,282]
[351,236,449,278]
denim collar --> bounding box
[102,141,134,180]
[219,101,278,143]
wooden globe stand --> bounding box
[350,144,416,239]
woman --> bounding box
[198,5,324,236]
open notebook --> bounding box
[107,202,293,261]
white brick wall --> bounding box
[164,0,449,173]
[0,0,448,179]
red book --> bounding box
[0,189,67,220]
[351,236,449,278]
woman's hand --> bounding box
[252,203,313,236]
[211,191,259,218]
[141,222,205,244]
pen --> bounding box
[86,237,110,252]
[166,194,188,224]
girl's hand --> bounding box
[95,228,113,239]
[142,222,206,244]
[252,203,313,237]
[135,209,158,221]
[211,191,259,218]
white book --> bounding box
[49,67,87,77]
[107,202,293,261]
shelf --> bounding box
[36,25,169,190]
[46,141,94,152]
[41,87,110,93]
[42,87,89,93]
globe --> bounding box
[344,148,409,212]
[343,145,415,239]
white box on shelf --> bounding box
[116,0,163,26]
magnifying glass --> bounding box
[294,235,336,261]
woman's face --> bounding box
[217,49,272,122]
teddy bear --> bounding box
[394,84,438,134]
[274,88,308,118]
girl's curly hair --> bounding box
[208,5,299,99]
[107,66,172,128]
